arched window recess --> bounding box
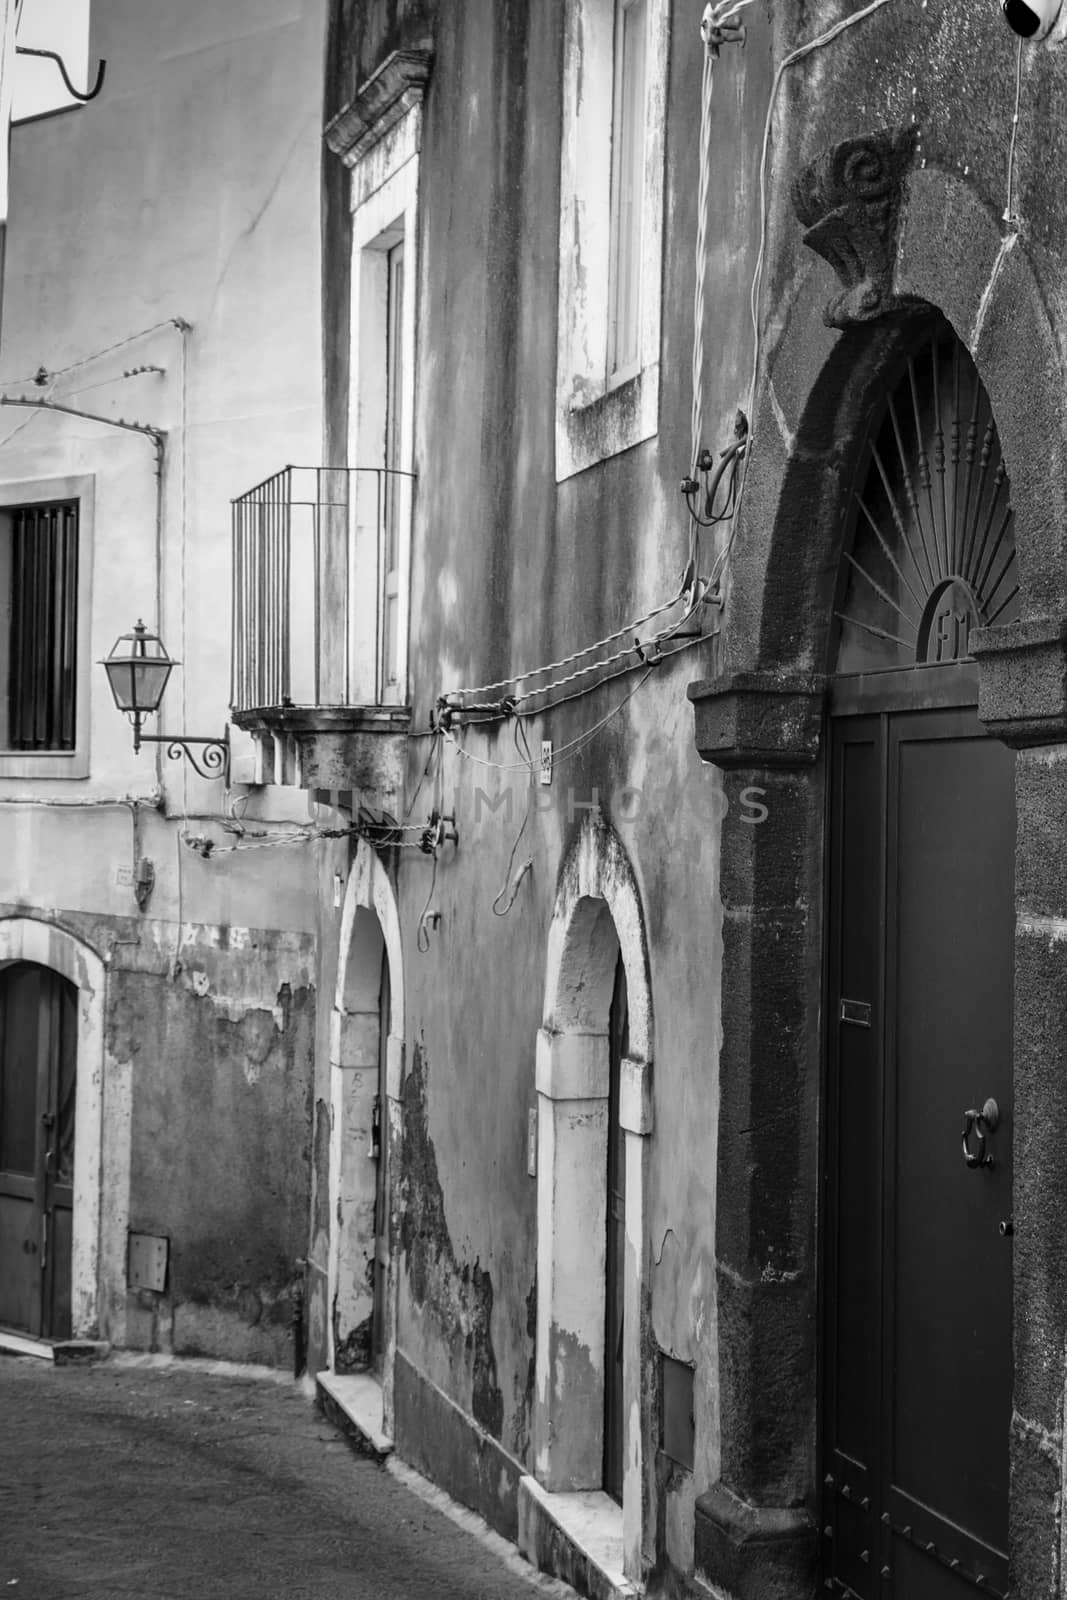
[835,324,1020,676]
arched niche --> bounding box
[327,839,404,1435]
[531,811,653,1581]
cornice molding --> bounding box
[324,47,433,169]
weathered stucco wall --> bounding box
[111,926,315,1365]
[0,0,326,1366]
[319,0,754,1579]
[319,0,1067,1589]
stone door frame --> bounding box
[688,159,1067,1599]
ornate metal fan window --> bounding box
[835,330,1019,674]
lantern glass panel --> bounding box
[104,656,172,713]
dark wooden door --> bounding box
[371,952,390,1374]
[604,952,628,1503]
[823,706,1014,1599]
[0,962,77,1340]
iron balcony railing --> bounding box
[230,465,415,714]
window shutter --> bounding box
[9,503,79,751]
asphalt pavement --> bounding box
[0,1352,572,1600]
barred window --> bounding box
[0,501,79,751]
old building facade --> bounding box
[0,0,324,1366]
[226,2,1067,1596]
[7,1,1067,1599]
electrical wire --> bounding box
[0,407,40,451]
[439,586,688,706]
[180,817,429,858]
[444,575,709,725]
[402,729,443,823]
[0,793,161,809]
[0,317,188,391]
[1004,36,1023,227]
[692,30,714,483]
[699,0,895,600]
[0,347,174,448]
[712,0,758,23]
[415,851,440,953]
[491,721,536,917]
[444,662,662,776]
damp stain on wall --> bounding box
[400,1038,505,1440]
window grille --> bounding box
[5,501,79,751]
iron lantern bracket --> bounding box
[134,728,231,784]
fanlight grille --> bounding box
[835,331,1019,674]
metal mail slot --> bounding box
[840,999,872,1028]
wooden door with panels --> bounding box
[0,962,77,1341]
[821,327,1017,1599]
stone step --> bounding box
[517,1476,638,1600]
[0,1328,109,1364]
[316,1369,394,1463]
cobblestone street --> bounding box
[0,1354,568,1600]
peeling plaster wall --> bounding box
[0,0,325,1367]
[321,0,1067,1587]
[108,925,315,1365]
[323,0,731,1580]
[305,828,350,1375]
[0,903,316,1364]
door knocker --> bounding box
[962,1098,1000,1170]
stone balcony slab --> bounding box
[232,704,411,801]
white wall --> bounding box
[0,0,325,929]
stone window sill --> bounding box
[556,362,659,482]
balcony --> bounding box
[230,465,413,798]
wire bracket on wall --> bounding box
[15,44,106,103]
[700,0,750,56]
[681,412,748,530]
[420,811,458,855]
[0,393,164,466]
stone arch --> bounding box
[718,165,1067,689]
[0,916,109,1341]
[689,162,1067,1600]
[531,811,653,1581]
[327,839,404,1433]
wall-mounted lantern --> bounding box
[100,620,230,782]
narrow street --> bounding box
[0,1354,568,1600]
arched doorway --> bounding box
[331,907,391,1373]
[326,839,405,1435]
[821,324,1016,1598]
[0,961,78,1339]
[690,158,1067,1600]
[529,812,653,1581]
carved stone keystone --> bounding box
[793,128,919,329]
